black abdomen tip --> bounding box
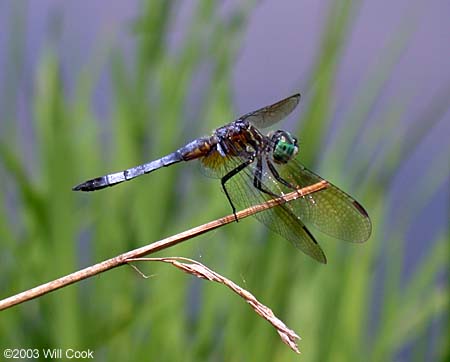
[72,177,108,192]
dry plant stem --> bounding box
[0,180,328,311]
[128,257,302,354]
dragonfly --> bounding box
[73,94,371,263]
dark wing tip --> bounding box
[288,93,301,107]
[352,200,369,218]
[302,225,327,264]
[352,200,372,242]
[289,93,301,111]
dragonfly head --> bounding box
[269,130,299,164]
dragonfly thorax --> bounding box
[269,130,299,164]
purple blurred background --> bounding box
[0,0,448,270]
[1,1,449,119]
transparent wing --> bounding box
[201,151,328,263]
[238,94,301,129]
[274,159,372,243]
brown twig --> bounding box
[0,180,328,311]
[128,257,302,353]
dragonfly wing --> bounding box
[239,94,300,129]
[199,148,237,179]
[275,159,372,242]
[254,198,328,263]
[211,155,327,263]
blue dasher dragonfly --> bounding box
[73,94,371,263]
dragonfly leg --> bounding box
[265,157,298,190]
[221,156,255,222]
[253,156,281,198]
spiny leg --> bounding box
[265,156,298,190]
[253,155,281,198]
[220,156,255,222]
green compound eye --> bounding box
[271,130,299,164]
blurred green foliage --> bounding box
[0,1,448,361]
